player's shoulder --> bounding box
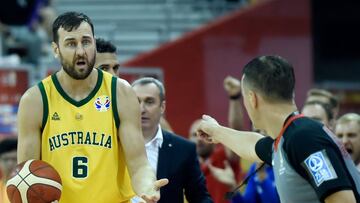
[116,77,131,87]
[20,85,42,105]
[114,77,135,96]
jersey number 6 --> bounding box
[72,156,88,178]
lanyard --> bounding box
[274,113,304,151]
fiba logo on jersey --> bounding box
[94,95,110,112]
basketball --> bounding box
[6,160,62,203]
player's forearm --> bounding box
[130,161,157,195]
[123,141,156,195]
[212,126,263,162]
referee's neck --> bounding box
[262,103,297,139]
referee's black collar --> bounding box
[283,111,300,126]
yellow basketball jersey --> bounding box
[39,69,134,203]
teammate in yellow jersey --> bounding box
[16,11,168,203]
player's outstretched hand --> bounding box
[141,178,169,203]
[196,115,220,143]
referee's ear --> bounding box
[248,90,258,109]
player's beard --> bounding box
[59,50,95,80]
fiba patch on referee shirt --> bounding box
[303,150,337,186]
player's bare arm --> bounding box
[17,86,43,163]
[116,79,168,202]
[325,190,356,203]
[197,115,264,162]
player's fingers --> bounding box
[154,178,169,189]
[141,194,158,203]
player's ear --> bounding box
[52,42,59,58]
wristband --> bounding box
[229,93,241,100]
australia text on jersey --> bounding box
[48,131,112,151]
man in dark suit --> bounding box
[132,77,213,203]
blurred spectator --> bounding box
[220,75,279,203]
[132,77,212,203]
[0,0,40,25]
[207,160,279,203]
[224,76,243,130]
[188,76,246,203]
[189,120,241,203]
[305,88,339,120]
[335,113,360,170]
[0,138,17,203]
[1,0,54,67]
[301,101,333,128]
[231,163,279,203]
[189,119,216,163]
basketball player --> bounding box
[16,12,167,203]
[94,37,120,75]
[196,55,360,203]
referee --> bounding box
[196,55,360,203]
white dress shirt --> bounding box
[131,125,163,203]
[144,125,163,172]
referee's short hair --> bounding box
[242,55,295,102]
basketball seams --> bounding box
[25,162,62,203]
[6,160,34,203]
[6,160,62,203]
[26,183,56,203]
[25,174,62,190]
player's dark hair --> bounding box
[52,12,94,43]
[243,55,295,102]
[96,38,117,54]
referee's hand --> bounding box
[196,115,220,143]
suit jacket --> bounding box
[157,130,213,203]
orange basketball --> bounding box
[6,160,62,203]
